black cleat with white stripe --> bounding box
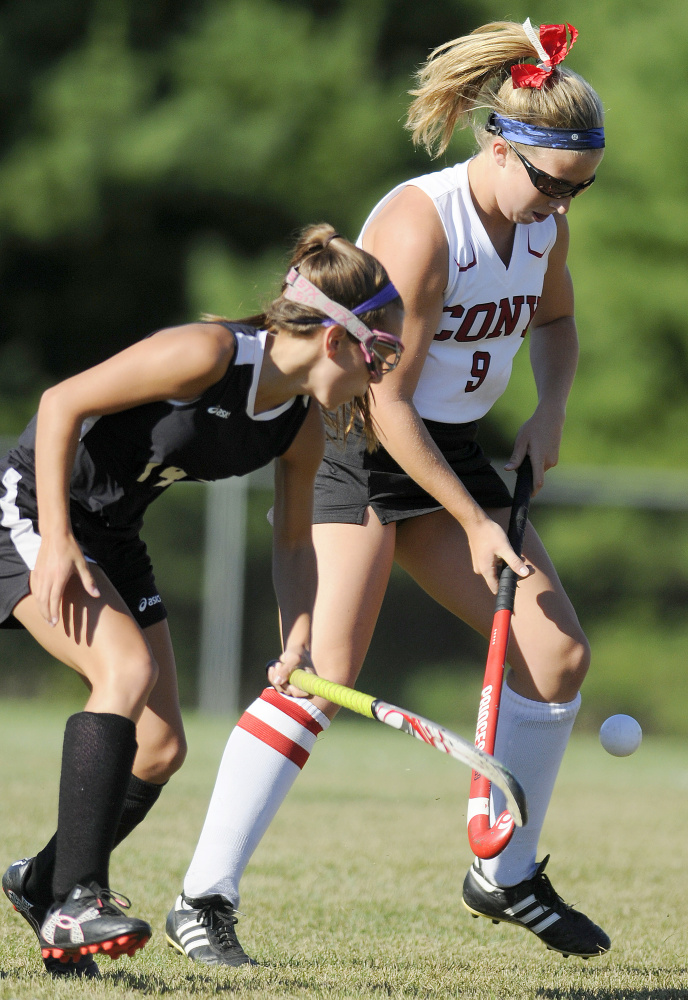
[462,855,611,958]
[166,893,256,967]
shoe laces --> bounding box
[198,899,240,946]
[530,857,571,912]
[88,885,132,914]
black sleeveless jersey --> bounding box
[10,324,311,529]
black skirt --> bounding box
[0,455,167,629]
[313,419,512,525]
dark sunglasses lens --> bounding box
[536,178,575,198]
[535,173,595,199]
[572,174,595,196]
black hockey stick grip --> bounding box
[494,457,533,613]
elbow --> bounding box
[38,384,70,422]
[37,383,84,435]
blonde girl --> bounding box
[170,19,609,965]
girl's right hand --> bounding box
[266,649,316,699]
[465,517,530,594]
[30,532,100,626]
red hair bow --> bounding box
[511,22,578,90]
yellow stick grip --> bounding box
[289,669,376,719]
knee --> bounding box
[159,732,188,780]
[141,731,188,783]
[92,652,159,711]
[557,631,591,699]
[125,655,160,704]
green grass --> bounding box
[0,700,687,999]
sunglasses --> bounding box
[503,135,596,199]
[283,267,404,378]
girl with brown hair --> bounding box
[1,224,402,976]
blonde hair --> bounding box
[230,223,402,451]
[407,20,604,157]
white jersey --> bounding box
[358,159,557,423]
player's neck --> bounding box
[254,331,310,413]
[467,155,516,265]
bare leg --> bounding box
[14,566,158,717]
[394,507,589,702]
[132,620,187,783]
[310,509,397,717]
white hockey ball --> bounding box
[599,714,642,757]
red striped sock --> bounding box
[236,687,324,769]
[184,689,329,904]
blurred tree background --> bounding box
[1,0,687,733]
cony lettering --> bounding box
[435,295,540,343]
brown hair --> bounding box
[407,20,604,157]
[231,223,402,450]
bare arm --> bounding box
[33,323,235,624]
[269,402,324,692]
[505,215,578,493]
[362,187,528,592]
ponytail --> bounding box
[407,20,603,157]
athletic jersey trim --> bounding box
[238,329,298,422]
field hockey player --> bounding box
[0,225,402,976]
[167,16,609,965]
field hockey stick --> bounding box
[287,667,527,828]
[467,455,533,859]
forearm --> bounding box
[506,316,580,486]
[34,386,82,538]
[273,541,318,652]
[529,316,579,423]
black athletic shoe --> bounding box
[2,857,100,978]
[166,892,256,966]
[462,855,611,958]
[39,882,151,962]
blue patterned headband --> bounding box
[487,112,605,150]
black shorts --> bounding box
[0,460,167,629]
[313,419,512,525]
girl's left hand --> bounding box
[266,647,315,698]
[505,408,564,495]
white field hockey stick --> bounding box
[467,456,533,858]
[287,668,527,828]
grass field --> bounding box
[0,699,686,999]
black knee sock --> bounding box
[112,773,165,848]
[51,712,137,902]
[26,774,164,907]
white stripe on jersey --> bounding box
[238,329,298,422]
[0,468,41,570]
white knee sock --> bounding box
[183,688,329,905]
[478,682,581,888]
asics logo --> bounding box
[207,406,231,419]
[7,889,28,913]
[43,905,99,944]
[138,594,162,613]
